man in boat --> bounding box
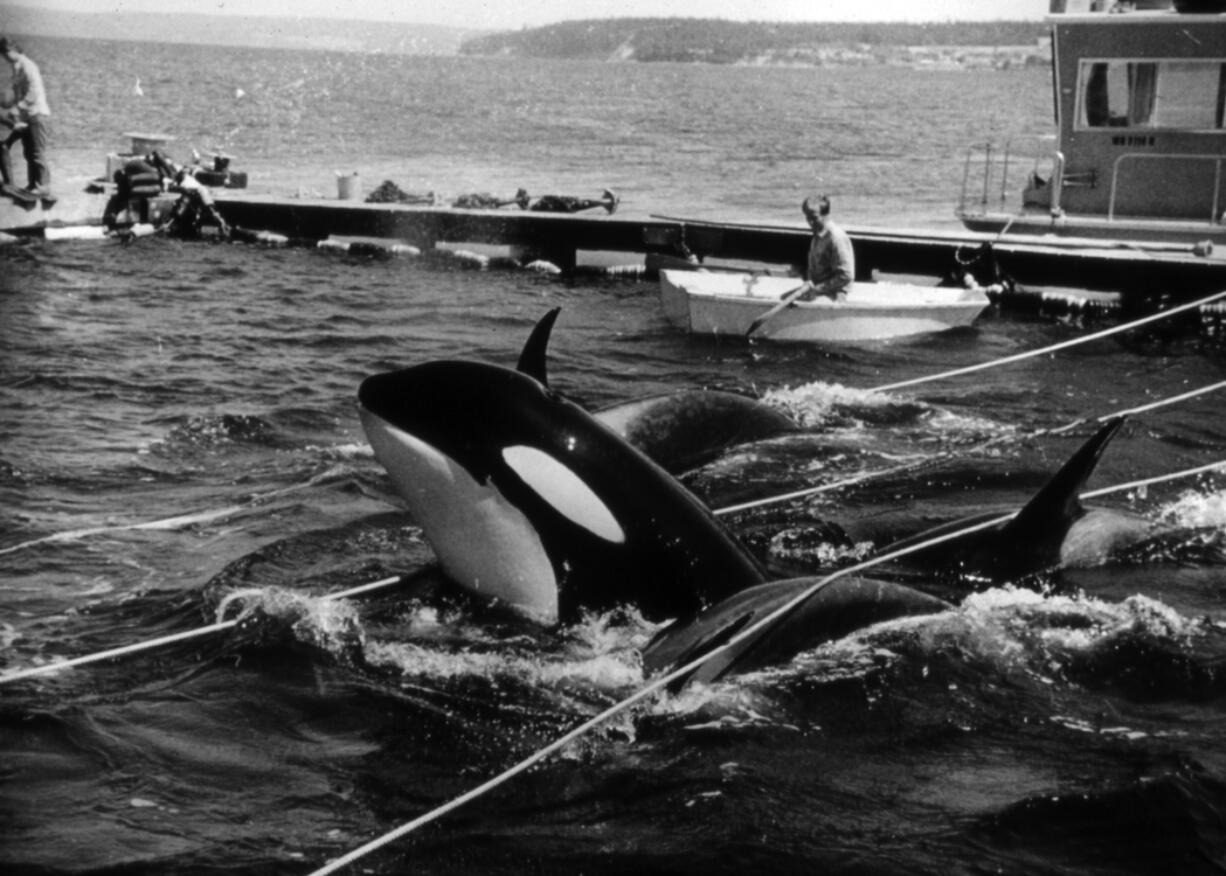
[527,188,619,214]
[797,194,855,301]
[0,37,52,202]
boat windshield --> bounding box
[1079,59,1226,131]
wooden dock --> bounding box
[7,189,1224,310]
[211,194,1226,301]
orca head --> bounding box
[358,309,767,625]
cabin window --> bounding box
[1079,59,1226,131]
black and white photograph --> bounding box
[3,1,1226,873]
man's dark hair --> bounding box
[802,194,831,217]
[0,38,18,55]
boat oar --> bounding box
[744,283,807,339]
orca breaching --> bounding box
[357,309,1189,685]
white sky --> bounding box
[15,1,1048,31]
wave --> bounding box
[150,412,284,453]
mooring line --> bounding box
[306,456,1226,876]
[0,575,404,686]
[869,288,1226,394]
[714,377,1226,517]
[0,467,354,557]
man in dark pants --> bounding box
[0,37,52,201]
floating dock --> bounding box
[7,190,1225,314]
[209,194,1226,303]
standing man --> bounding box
[798,194,855,301]
[0,37,52,200]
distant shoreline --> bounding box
[2,7,1049,68]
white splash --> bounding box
[1155,487,1226,529]
[763,381,900,429]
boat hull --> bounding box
[961,210,1225,249]
[659,270,990,343]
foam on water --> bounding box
[1157,486,1226,529]
[764,380,1014,448]
[764,381,919,430]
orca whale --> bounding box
[358,309,956,684]
[357,309,768,625]
[594,390,797,475]
[873,416,1198,587]
[642,575,949,686]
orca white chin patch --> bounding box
[501,445,626,544]
[358,408,559,624]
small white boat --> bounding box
[659,269,992,343]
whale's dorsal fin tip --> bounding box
[516,308,561,385]
[1004,416,1126,540]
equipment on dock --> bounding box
[365,179,436,205]
[658,269,991,343]
[102,133,247,194]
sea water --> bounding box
[2,36,1225,875]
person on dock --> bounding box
[161,165,231,240]
[146,151,231,240]
[797,194,855,302]
[102,157,166,231]
[527,188,618,214]
[0,37,52,200]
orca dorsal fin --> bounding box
[516,308,561,386]
[1003,416,1126,540]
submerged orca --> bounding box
[357,309,768,625]
[594,389,798,475]
[642,575,949,686]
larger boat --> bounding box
[957,0,1226,246]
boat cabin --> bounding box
[958,0,1226,243]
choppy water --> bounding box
[2,35,1226,876]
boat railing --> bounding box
[956,135,1060,219]
[1107,153,1225,225]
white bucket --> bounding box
[337,172,361,201]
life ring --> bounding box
[194,170,228,187]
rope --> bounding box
[714,377,1226,517]
[869,288,1226,394]
[0,575,404,686]
[7,374,1223,682]
[0,467,352,557]
[307,458,1226,876]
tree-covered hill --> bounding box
[459,19,1049,65]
